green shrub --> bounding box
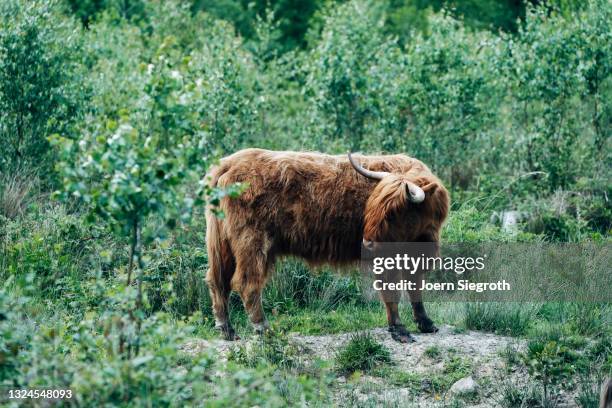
[1,288,323,407]
[504,0,611,192]
[335,332,391,375]
[424,345,442,360]
[0,204,119,301]
[522,339,580,400]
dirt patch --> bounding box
[293,325,528,407]
[181,325,580,407]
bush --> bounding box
[335,332,391,375]
[1,288,323,407]
[504,0,611,192]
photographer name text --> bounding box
[373,279,511,292]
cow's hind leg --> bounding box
[206,268,237,340]
[232,232,272,335]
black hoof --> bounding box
[389,325,416,343]
[216,324,239,341]
[416,319,438,334]
[253,321,270,336]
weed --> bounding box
[498,382,546,407]
[575,372,604,408]
[500,343,521,370]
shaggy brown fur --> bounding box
[205,148,449,341]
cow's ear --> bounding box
[421,182,438,194]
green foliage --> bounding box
[194,0,323,53]
[498,382,545,408]
[504,1,611,192]
[0,0,87,181]
[228,327,302,369]
[335,332,391,375]
[63,0,147,25]
[386,0,528,38]
[522,339,581,400]
[2,0,611,405]
[1,284,324,406]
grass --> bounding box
[500,343,521,370]
[0,170,37,219]
[372,350,474,398]
[431,355,473,392]
[498,382,546,408]
[4,201,611,407]
[227,327,305,370]
[424,345,442,360]
[464,302,535,336]
[335,332,391,375]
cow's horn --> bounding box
[348,152,390,181]
[405,182,425,203]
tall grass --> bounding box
[0,169,37,219]
[264,259,364,313]
[464,302,536,336]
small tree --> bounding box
[0,0,87,179]
[49,51,242,355]
[505,1,610,191]
[523,340,578,403]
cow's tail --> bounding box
[205,164,235,328]
[205,164,230,285]
[206,208,223,284]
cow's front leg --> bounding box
[379,265,415,343]
[384,302,415,343]
[233,238,271,336]
[408,270,438,333]
[240,284,269,334]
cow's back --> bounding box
[208,149,427,265]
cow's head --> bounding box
[348,152,447,247]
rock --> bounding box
[490,210,527,233]
[420,378,432,391]
[449,376,478,395]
